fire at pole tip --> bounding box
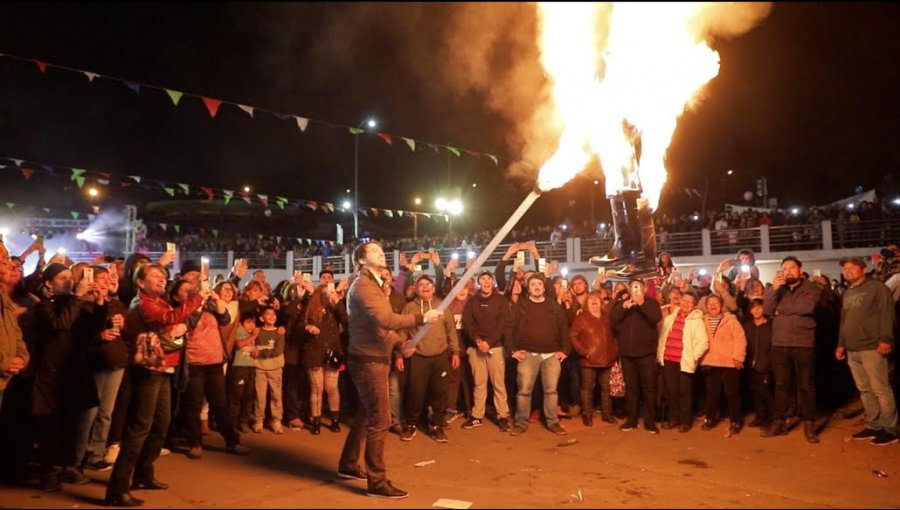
[404,188,542,349]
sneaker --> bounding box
[389,423,404,436]
[288,418,304,431]
[226,444,250,456]
[549,423,568,436]
[462,417,483,429]
[366,479,408,499]
[104,443,121,464]
[645,423,660,434]
[498,418,511,432]
[529,409,541,423]
[186,446,203,460]
[272,422,285,435]
[159,447,171,456]
[851,428,881,440]
[444,409,461,425]
[39,472,61,492]
[400,425,417,442]
[509,425,527,436]
[337,466,368,481]
[85,460,113,472]
[871,431,899,446]
[251,422,264,434]
[60,466,89,485]
[430,426,449,443]
[619,421,637,431]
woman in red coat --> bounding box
[569,292,619,426]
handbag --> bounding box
[609,359,625,397]
[324,347,343,370]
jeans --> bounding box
[388,367,407,425]
[662,361,692,425]
[705,366,741,424]
[621,354,658,427]
[184,363,239,447]
[580,366,612,417]
[75,368,125,465]
[847,349,898,434]
[446,349,473,414]
[107,369,171,498]
[467,346,509,420]
[514,353,561,429]
[107,365,132,446]
[339,361,390,485]
[772,346,816,422]
[404,352,450,428]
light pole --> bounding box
[591,179,599,231]
[353,117,377,238]
[413,197,422,239]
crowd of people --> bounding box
[0,234,898,504]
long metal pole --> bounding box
[353,135,359,238]
[406,189,542,348]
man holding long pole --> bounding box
[337,242,441,499]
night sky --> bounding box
[0,2,898,239]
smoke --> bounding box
[691,2,773,40]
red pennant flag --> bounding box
[200,187,214,200]
[35,60,48,73]
[121,181,132,188]
[466,150,479,157]
[21,167,34,180]
[99,172,112,179]
[377,133,393,146]
[201,97,223,118]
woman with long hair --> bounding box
[569,292,619,426]
[301,284,347,434]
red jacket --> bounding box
[569,312,619,368]
[126,290,202,371]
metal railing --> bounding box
[657,230,704,257]
[710,227,762,256]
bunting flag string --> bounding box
[0,51,513,169]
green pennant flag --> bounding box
[166,89,183,106]
[173,225,180,234]
[71,211,80,220]
[348,127,364,135]
[446,146,461,157]
[275,200,285,209]
[71,168,86,181]
[74,176,86,188]
[223,195,232,205]
[177,183,189,194]
[212,229,219,238]
[5,202,15,209]
[164,187,175,197]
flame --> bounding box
[535,2,721,211]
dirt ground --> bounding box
[2,413,898,509]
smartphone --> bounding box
[414,264,422,272]
[57,247,67,255]
[741,264,751,273]
[698,268,707,277]
[451,253,459,261]
[36,234,45,244]
[83,267,94,285]
[776,270,784,280]
[327,282,336,294]
[813,269,821,278]
[302,273,312,284]
[538,258,547,273]
[166,242,176,253]
[467,250,476,259]
[200,257,210,277]
[293,269,302,280]
[561,279,569,290]
[515,251,525,266]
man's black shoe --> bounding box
[104,492,144,507]
[337,466,368,481]
[366,479,408,499]
[131,479,168,490]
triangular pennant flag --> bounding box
[71,211,80,220]
[83,71,99,82]
[124,81,141,94]
[348,127,364,135]
[241,196,252,204]
[99,172,112,179]
[275,200,285,210]
[371,208,380,217]
[177,183,189,194]
[173,225,181,234]
[74,176,86,188]
[423,213,431,218]
[306,201,318,210]
[35,60,48,73]
[43,208,51,213]
[377,133,393,145]
[97,178,110,185]
[165,89,183,106]
[212,229,219,238]
[486,154,499,165]
[428,143,439,153]
[397,210,404,217]
[159,223,167,231]
[120,181,132,188]
[164,187,175,197]
[238,104,254,117]
[276,196,288,203]
[222,190,233,205]
[201,97,222,118]
[6,202,15,209]
[257,194,269,207]
[684,189,692,199]
[447,146,461,157]
[129,175,142,184]
[71,168,86,181]
[402,137,415,151]
[295,116,309,132]
[384,209,394,218]
[360,209,369,217]
[466,150,479,157]
[200,186,214,200]
[21,168,33,180]
[10,159,24,167]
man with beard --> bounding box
[762,256,823,443]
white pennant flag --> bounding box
[486,154,498,165]
[83,71,99,82]
[130,175,142,183]
[238,104,254,117]
[402,137,415,151]
[10,159,23,167]
[160,223,168,231]
[295,116,309,132]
